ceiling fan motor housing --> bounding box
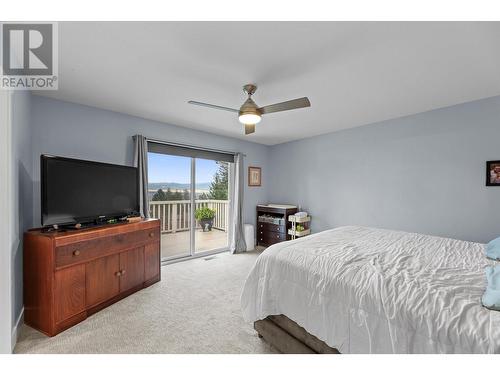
[239,97,260,115]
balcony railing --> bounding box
[149,200,229,233]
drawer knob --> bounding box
[115,271,122,277]
[121,269,126,275]
[149,232,154,238]
[73,250,80,256]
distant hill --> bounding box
[148,182,210,191]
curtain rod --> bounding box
[144,137,247,157]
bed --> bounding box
[241,226,500,354]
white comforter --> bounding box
[241,226,500,353]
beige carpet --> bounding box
[15,250,277,354]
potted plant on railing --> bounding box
[194,207,216,232]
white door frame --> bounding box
[0,89,13,353]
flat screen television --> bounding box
[41,155,139,227]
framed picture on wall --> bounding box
[248,166,261,187]
[486,161,500,186]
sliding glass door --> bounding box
[148,153,192,259]
[147,144,231,261]
[194,159,229,254]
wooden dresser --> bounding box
[256,205,297,247]
[24,219,161,336]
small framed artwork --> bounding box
[248,166,262,187]
[486,161,500,186]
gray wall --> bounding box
[269,95,500,243]
[11,91,33,331]
[13,90,500,347]
[30,96,269,228]
[30,94,500,245]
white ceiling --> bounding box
[36,22,500,145]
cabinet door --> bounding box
[144,243,160,282]
[119,247,145,292]
[54,264,86,323]
[86,254,120,307]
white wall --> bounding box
[11,91,33,348]
[0,90,13,353]
[0,89,32,353]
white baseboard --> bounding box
[11,307,24,352]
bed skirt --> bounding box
[254,315,340,354]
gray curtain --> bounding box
[229,153,247,254]
[133,135,150,218]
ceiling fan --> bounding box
[188,84,311,135]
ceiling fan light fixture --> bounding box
[238,96,261,125]
[188,83,310,135]
[238,113,261,125]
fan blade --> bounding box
[245,124,255,135]
[259,97,311,115]
[188,101,239,113]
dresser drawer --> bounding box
[55,228,158,268]
[257,222,286,233]
[258,231,286,245]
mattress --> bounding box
[241,226,500,353]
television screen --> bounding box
[41,155,139,226]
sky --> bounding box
[147,153,220,183]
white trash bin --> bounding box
[244,224,255,251]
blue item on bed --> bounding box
[486,237,500,260]
[482,265,500,310]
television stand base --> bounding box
[41,216,132,232]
